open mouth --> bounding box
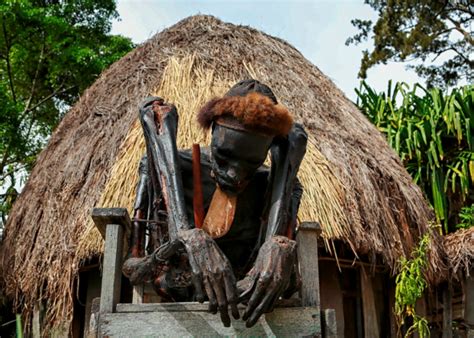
[215,177,244,195]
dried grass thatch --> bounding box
[0,15,447,332]
[444,228,474,278]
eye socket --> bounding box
[213,153,227,166]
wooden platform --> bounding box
[90,208,336,337]
[99,303,320,337]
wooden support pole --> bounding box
[296,222,321,307]
[442,281,453,338]
[91,208,131,314]
[321,309,337,338]
[465,269,474,338]
[361,271,381,338]
[99,223,124,314]
[296,222,322,334]
[132,284,144,304]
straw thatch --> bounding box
[0,15,447,332]
[444,228,474,277]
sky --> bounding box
[111,0,424,101]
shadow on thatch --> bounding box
[0,15,447,332]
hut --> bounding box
[0,15,448,337]
[439,228,474,335]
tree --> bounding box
[356,81,473,234]
[347,0,473,88]
[0,0,134,224]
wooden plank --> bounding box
[296,221,321,307]
[442,282,453,338]
[117,299,302,313]
[91,207,131,240]
[84,271,101,338]
[99,223,124,314]
[322,309,337,338]
[466,269,474,326]
[361,271,380,338]
[466,269,474,338]
[132,284,144,304]
[87,298,100,338]
[32,303,42,338]
[100,306,320,337]
[388,281,397,338]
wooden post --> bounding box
[132,284,144,304]
[321,309,337,338]
[361,271,380,337]
[296,222,322,334]
[442,281,453,338]
[91,208,131,314]
[465,269,474,338]
[296,222,321,307]
[32,302,43,338]
[99,223,123,313]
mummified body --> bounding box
[123,80,307,327]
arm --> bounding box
[129,154,149,258]
[265,123,307,239]
[239,123,307,327]
[139,97,189,240]
[138,97,239,326]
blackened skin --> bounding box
[128,97,305,328]
[237,236,296,327]
[138,98,240,327]
[210,124,273,195]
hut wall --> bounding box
[466,269,474,336]
[319,261,345,337]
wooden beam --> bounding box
[32,303,43,338]
[99,223,124,314]
[91,207,131,240]
[361,271,380,338]
[100,306,321,336]
[321,309,337,338]
[296,221,322,337]
[116,299,302,313]
[465,269,474,338]
[442,281,453,338]
[132,284,144,304]
[296,221,321,307]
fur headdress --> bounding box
[197,80,293,136]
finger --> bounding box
[203,277,218,314]
[246,291,273,328]
[264,283,286,313]
[187,256,205,303]
[191,273,205,303]
[223,271,240,319]
[242,274,269,321]
[211,275,231,327]
[238,274,258,303]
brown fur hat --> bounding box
[197,83,293,136]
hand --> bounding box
[237,235,296,327]
[179,228,240,327]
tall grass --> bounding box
[356,81,474,234]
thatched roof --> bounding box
[0,15,446,331]
[444,228,474,277]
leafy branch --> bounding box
[395,234,431,338]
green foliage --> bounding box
[456,204,474,229]
[16,314,23,338]
[0,0,134,224]
[395,234,430,337]
[356,81,474,234]
[347,1,473,88]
